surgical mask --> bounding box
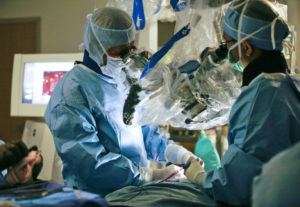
[227,49,244,72]
[101,56,127,79]
[232,61,244,72]
[92,25,127,80]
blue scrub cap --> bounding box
[84,7,135,66]
[223,1,289,51]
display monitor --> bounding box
[11,53,83,117]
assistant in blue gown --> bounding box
[203,0,300,205]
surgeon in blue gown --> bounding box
[184,0,300,205]
[44,7,186,196]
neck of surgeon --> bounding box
[242,49,288,86]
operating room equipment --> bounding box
[132,0,146,30]
[120,49,152,85]
[107,0,297,132]
[123,84,143,125]
[122,24,191,125]
[107,0,243,130]
[177,60,200,74]
[140,23,191,79]
[122,41,240,129]
[199,42,228,71]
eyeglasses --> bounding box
[107,44,136,58]
[221,39,236,45]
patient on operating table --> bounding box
[0,140,43,188]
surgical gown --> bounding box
[204,73,300,205]
[252,141,300,207]
[45,64,170,196]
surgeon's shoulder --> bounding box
[235,73,290,108]
[251,72,286,84]
[247,72,287,92]
[49,66,92,104]
[61,65,94,84]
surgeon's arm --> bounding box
[46,104,141,193]
[204,144,263,205]
[142,125,198,164]
[142,125,172,162]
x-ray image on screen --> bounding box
[22,62,74,104]
[42,71,66,96]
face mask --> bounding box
[232,61,244,72]
[101,56,126,79]
[104,56,131,93]
[227,49,244,72]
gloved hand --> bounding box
[5,150,42,187]
[140,164,184,182]
[184,157,206,185]
[165,143,196,165]
[152,164,183,181]
[0,141,28,171]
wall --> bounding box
[0,0,107,53]
[1,0,297,60]
[287,0,300,73]
[0,0,108,141]
[0,20,40,141]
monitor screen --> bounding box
[23,62,73,104]
[11,53,83,117]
